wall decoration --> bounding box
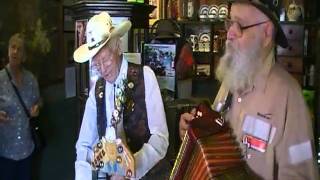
[149,0,160,25]
[75,19,88,48]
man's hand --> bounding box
[179,108,196,140]
[30,104,40,117]
[0,111,9,123]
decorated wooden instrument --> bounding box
[92,137,135,178]
[170,104,253,180]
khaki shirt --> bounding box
[216,61,319,179]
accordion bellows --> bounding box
[170,104,254,180]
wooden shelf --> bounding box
[177,20,224,25]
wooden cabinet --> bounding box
[278,21,320,165]
[178,21,226,79]
[277,23,305,86]
[176,20,226,98]
[277,56,303,84]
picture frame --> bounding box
[196,64,211,77]
[75,19,88,48]
[143,43,176,100]
[143,43,176,77]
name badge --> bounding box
[242,134,267,153]
[241,114,272,153]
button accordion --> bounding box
[170,104,254,180]
[91,137,135,178]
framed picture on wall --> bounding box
[143,43,176,100]
[75,19,88,48]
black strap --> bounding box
[225,92,233,110]
[220,92,233,116]
[4,67,31,118]
[95,77,106,139]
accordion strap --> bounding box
[211,82,232,114]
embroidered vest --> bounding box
[95,63,151,153]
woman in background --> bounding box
[0,33,41,180]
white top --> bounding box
[75,58,169,179]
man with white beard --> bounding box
[179,0,319,179]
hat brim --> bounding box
[250,3,288,48]
[155,33,180,39]
[73,20,132,63]
[229,0,288,48]
[73,40,108,63]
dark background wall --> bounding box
[0,1,78,179]
[0,0,65,87]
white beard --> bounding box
[215,40,264,93]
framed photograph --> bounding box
[196,64,211,77]
[143,43,176,100]
[75,19,88,48]
[143,43,176,77]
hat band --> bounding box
[88,38,108,50]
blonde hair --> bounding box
[9,33,25,49]
[9,33,26,55]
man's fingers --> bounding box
[190,108,197,116]
[180,112,195,123]
[179,112,195,140]
[0,111,8,122]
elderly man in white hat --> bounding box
[74,12,169,180]
[179,0,319,179]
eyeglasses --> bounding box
[90,48,115,72]
[224,19,270,36]
[91,61,104,72]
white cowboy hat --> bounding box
[73,12,132,63]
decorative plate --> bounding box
[199,32,211,43]
[208,5,219,20]
[218,4,228,20]
[199,5,209,20]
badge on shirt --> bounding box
[242,134,267,153]
[241,114,273,153]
